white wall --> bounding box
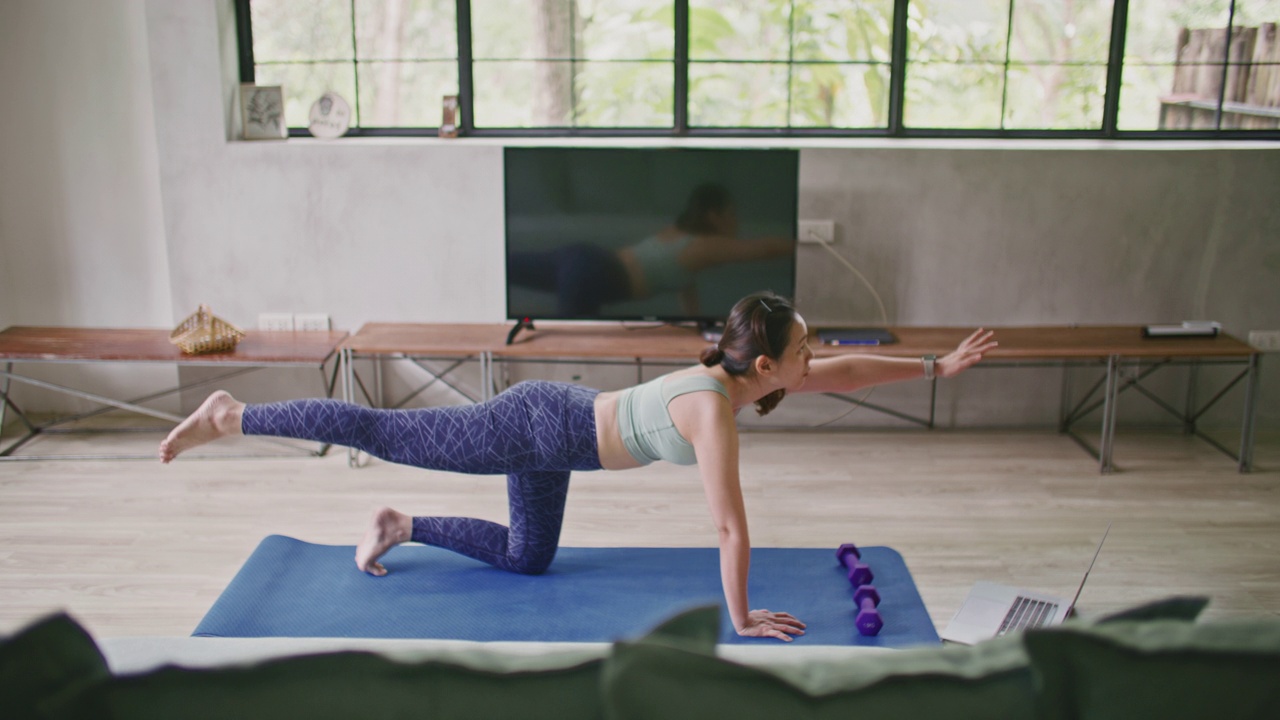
[0,0,175,415]
[1,0,1276,436]
[144,2,505,333]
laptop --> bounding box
[941,523,1111,645]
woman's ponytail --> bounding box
[700,346,725,367]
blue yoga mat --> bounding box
[194,535,940,647]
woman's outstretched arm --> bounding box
[798,328,998,395]
[675,391,806,641]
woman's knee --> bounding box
[508,547,557,576]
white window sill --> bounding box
[234,135,1279,152]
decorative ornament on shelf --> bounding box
[169,305,245,355]
[239,84,287,140]
[308,91,351,139]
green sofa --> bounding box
[5,598,1279,719]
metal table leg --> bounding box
[0,361,11,436]
[1059,361,1072,433]
[1184,360,1199,435]
[1099,355,1120,474]
[1239,353,1260,473]
[928,377,937,429]
[343,347,358,468]
[482,352,493,401]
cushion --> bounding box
[1092,596,1210,625]
[66,651,604,720]
[1025,618,1280,720]
[602,604,1037,720]
[0,613,110,720]
[67,606,710,720]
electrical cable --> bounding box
[804,232,892,428]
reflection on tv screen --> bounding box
[505,148,798,323]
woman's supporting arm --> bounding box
[674,391,806,641]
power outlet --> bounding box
[1248,330,1280,352]
[797,220,836,244]
[258,313,294,332]
[295,313,331,332]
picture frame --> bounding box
[439,94,459,138]
[240,84,287,140]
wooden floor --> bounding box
[1,424,1277,639]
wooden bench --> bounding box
[0,326,348,461]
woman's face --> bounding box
[774,314,813,390]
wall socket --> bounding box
[295,313,331,332]
[258,313,294,332]
[797,219,836,244]
[1248,330,1280,351]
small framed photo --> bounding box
[240,84,287,140]
[440,94,459,138]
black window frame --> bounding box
[234,0,1280,141]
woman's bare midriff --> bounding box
[593,391,645,470]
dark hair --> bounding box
[699,292,797,416]
[675,183,733,235]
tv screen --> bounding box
[504,147,798,324]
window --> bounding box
[470,1,675,128]
[905,0,1114,130]
[1121,0,1280,131]
[688,0,894,129]
[246,0,458,129]
[236,0,1280,138]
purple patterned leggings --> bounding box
[241,381,602,575]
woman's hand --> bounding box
[937,328,998,379]
[737,609,807,642]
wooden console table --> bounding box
[339,323,1261,473]
[849,327,1261,473]
[0,326,348,461]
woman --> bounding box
[159,293,996,641]
[507,184,793,317]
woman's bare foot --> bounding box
[355,507,412,576]
[158,390,244,463]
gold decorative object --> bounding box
[169,305,245,355]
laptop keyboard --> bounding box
[997,596,1059,635]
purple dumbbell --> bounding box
[853,585,884,637]
[835,543,874,587]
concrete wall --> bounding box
[0,0,175,414]
[1,0,1276,435]
[790,147,1280,430]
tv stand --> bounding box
[697,319,724,343]
[506,318,536,345]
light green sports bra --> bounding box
[615,373,730,466]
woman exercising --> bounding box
[159,292,996,641]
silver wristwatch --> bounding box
[922,354,937,381]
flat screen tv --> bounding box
[504,147,798,329]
